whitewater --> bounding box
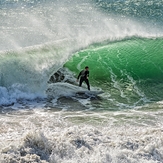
[1,0,163,162]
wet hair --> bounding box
[85,66,89,69]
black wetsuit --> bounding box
[77,69,90,90]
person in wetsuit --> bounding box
[77,66,90,90]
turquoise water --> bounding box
[65,38,163,81]
[64,37,163,109]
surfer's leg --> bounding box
[79,77,84,87]
[85,79,90,90]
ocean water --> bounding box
[0,0,163,162]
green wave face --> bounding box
[64,38,163,109]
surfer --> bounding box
[77,66,90,90]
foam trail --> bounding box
[1,109,163,162]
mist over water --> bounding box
[1,0,163,51]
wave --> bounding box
[1,37,163,107]
[64,37,163,106]
[0,40,74,105]
[65,37,163,81]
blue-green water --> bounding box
[64,37,163,109]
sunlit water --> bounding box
[0,0,163,162]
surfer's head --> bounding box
[85,66,89,70]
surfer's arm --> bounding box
[77,71,82,81]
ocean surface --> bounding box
[0,0,163,162]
